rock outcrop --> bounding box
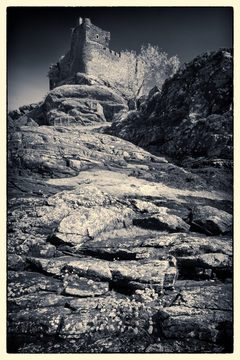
[108,49,233,191]
[7,49,233,353]
[44,84,127,125]
[8,121,232,353]
[8,74,128,129]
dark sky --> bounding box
[7,6,233,110]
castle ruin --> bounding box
[48,18,136,94]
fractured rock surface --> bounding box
[7,122,232,353]
[7,50,233,353]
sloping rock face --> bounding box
[44,84,127,125]
[7,49,233,354]
[8,102,41,120]
[8,74,128,128]
[108,49,233,191]
[7,118,232,353]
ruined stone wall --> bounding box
[59,52,72,80]
[69,24,87,74]
[48,18,138,96]
[85,44,137,96]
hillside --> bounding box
[108,49,233,190]
[7,49,233,353]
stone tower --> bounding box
[48,17,111,89]
[70,17,111,74]
[48,18,132,95]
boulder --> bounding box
[191,205,232,235]
[44,84,127,123]
[46,101,106,125]
[8,102,40,120]
[109,259,177,289]
[165,233,232,257]
[64,258,112,281]
[56,205,134,242]
[133,207,190,233]
[8,102,45,127]
[131,199,160,214]
[177,253,232,280]
[101,102,128,122]
[57,206,133,240]
[8,108,22,120]
[197,253,232,270]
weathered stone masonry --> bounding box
[48,17,134,92]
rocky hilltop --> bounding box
[7,49,233,353]
[108,49,233,187]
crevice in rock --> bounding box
[47,233,75,247]
[64,302,77,311]
[109,281,136,296]
[177,265,232,282]
[55,316,65,338]
[25,261,62,279]
[79,249,137,261]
